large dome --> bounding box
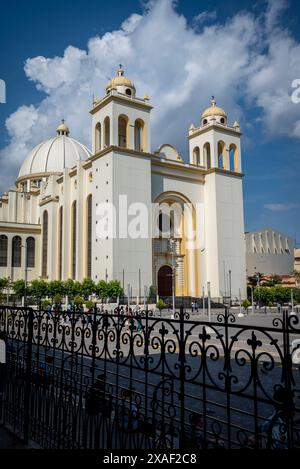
[17,122,91,181]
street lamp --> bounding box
[228,270,232,307]
[21,243,28,307]
[168,239,177,319]
[6,276,11,305]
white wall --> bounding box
[204,172,246,298]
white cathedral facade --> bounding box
[0,67,246,299]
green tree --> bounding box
[0,278,9,291]
[30,279,49,303]
[148,285,156,302]
[107,280,123,300]
[12,280,26,298]
[48,280,65,299]
[63,279,76,298]
[95,280,109,302]
[81,278,96,299]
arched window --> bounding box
[12,236,22,268]
[134,119,144,151]
[193,147,200,165]
[58,206,63,280]
[217,141,226,169]
[71,201,77,279]
[118,115,128,148]
[26,237,35,268]
[95,122,101,151]
[229,143,239,172]
[203,143,211,169]
[104,116,110,147]
[158,212,172,238]
[87,195,92,278]
[42,211,48,277]
[0,235,8,267]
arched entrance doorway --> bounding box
[157,265,172,296]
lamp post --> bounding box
[207,281,211,323]
[229,270,232,307]
[205,281,214,334]
[6,276,11,305]
[256,273,261,309]
[169,239,177,319]
[20,243,28,307]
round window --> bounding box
[125,88,132,96]
[220,117,225,124]
[203,119,208,125]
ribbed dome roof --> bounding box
[17,127,91,180]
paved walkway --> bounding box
[0,426,28,449]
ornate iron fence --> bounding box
[0,305,299,449]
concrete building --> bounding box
[294,248,300,272]
[0,67,246,299]
[245,228,294,276]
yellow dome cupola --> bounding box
[56,119,70,136]
[106,65,136,97]
[201,97,227,126]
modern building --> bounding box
[0,67,246,299]
[294,248,300,272]
[245,228,294,276]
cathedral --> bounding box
[0,67,246,300]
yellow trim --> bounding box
[206,167,244,178]
[82,161,92,170]
[95,122,101,152]
[104,116,110,147]
[90,94,153,115]
[0,225,41,234]
[188,123,242,139]
[229,143,239,172]
[71,200,77,280]
[16,171,62,185]
[39,196,59,207]
[86,194,92,278]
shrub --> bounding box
[242,299,251,310]
[156,299,166,311]
[85,300,95,311]
[41,299,51,309]
[74,295,84,306]
[53,294,62,305]
[148,285,156,301]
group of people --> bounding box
[190,301,199,313]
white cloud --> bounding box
[1,0,300,193]
[264,203,300,211]
[192,10,217,28]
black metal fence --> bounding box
[0,305,300,449]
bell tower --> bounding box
[89,67,153,295]
[90,65,152,155]
[189,98,246,299]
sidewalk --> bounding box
[0,426,28,449]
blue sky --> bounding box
[0,0,300,241]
